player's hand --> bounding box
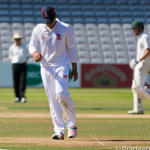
[70,69,78,81]
[33,51,42,62]
[129,59,139,70]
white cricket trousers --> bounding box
[41,64,76,134]
[132,61,150,112]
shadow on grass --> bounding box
[101,139,150,142]
[75,107,128,111]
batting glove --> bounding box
[129,59,139,69]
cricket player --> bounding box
[29,6,78,139]
[128,21,150,114]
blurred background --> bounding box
[1,1,150,149]
[1,0,150,88]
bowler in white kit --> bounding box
[129,21,150,114]
[29,6,78,139]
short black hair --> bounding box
[131,21,144,30]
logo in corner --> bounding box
[63,74,68,79]
[56,33,61,40]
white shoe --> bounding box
[14,97,20,103]
[51,133,64,140]
[128,110,144,114]
[20,97,27,103]
[68,127,77,138]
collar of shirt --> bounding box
[13,44,23,49]
[138,32,145,38]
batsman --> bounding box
[129,21,150,114]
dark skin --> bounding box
[132,27,150,62]
[14,38,21,46]
[33,17,78,81]
[132,27,143,36]
[71,63,78,81]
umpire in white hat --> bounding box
[9,33,29,103]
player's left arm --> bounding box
[8,46,12,61]
[139,48,150,62]
[71,63,78,81]
[139,35,150,62]
[66,25,78,81]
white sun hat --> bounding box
[13,33,23,39]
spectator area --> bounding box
[0,0,150,63]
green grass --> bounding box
[1,117,150,139]
[1,88,150,114]
[0,88,150,150]
[0,145,104,150]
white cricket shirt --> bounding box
[9,44,29,64]
[29,19,78,67]
[137,32,150,62]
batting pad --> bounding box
[135,87,150,101]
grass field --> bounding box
[0,88,150,150]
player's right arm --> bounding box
[29,25,42,62]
